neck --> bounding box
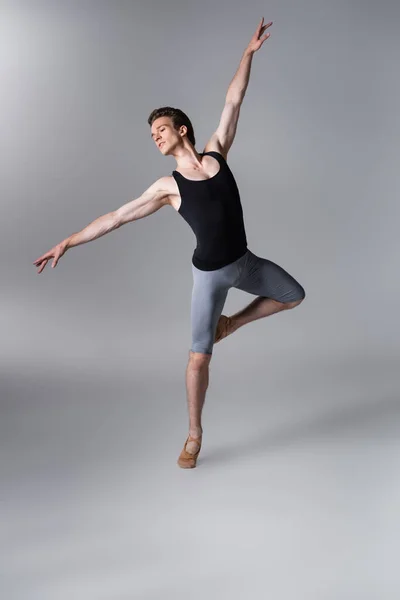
[173,144,203,170]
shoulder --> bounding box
[151,175,176,196]
[155,175,179,208]
[155,175,174,191]
[137,176,175,209]
[202,134,228,162]
[142,176,171,201]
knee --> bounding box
[189,350,212,368]
[283,290,306,309]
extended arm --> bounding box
[203,17,272,156]
[33,178,169,272]
[66,177,169,249]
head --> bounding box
[148,107,196,155]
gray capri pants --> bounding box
[190,248,305,355]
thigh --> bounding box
[235,250,306,303]
[190,268,230,354]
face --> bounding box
[150,116,185,154]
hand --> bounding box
[33,239,69,274]
[246,17,273,54]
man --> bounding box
[33,18,305,469]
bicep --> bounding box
[114,179,169,226]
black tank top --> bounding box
[172,151,248,271]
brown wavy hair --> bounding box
[147,107,196,146]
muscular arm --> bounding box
[66,177,169,249]
[33,177,170,272]
[113,177,170,226]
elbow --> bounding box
[113,209,134,229]
[225,96,243,106]
[111,210,124,229]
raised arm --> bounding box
[33,177,170,273]
[203,17,273,158]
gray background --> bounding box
[1,0,400,598]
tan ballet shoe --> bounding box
[214,315,233,343]
[177,434,202,469]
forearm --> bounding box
[65,212,118,249]
[226,49,254,104]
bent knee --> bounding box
[283,291,306,309]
